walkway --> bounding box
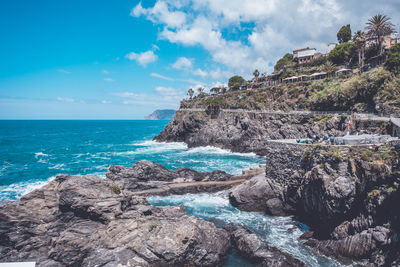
[179,108,392,120]
[132,179,246,196]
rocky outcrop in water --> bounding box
[0,174,231,266]
[229,141,400,266]
[106,160,232,192]
[155,108,392,155]
[225,224,306,267]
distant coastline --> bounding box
[144,109,175,120]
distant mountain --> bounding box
[144,109,176,120]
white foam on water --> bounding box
[181,146,258,157]
[34,152,49,158]
[0,176,57,202]
[0,161,13,177]
[148,192,347,267]
[48,163,67,170]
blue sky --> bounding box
[0,0,399,119]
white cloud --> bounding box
[125,50,158,67]
[151,72,175,81]
[131,1,186,28]
[172,57,193,70]
[102,70,110,74]
[57,97,74,103]
[101,100,112,104]
[134,0,400,77]
[192,68,208,77]
[58,69,71,74]
[114,86,186,107]
[104,78,114,82]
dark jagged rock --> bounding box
[106,160,232,191]
[225,224,306,267]
[229,141,400,265]
[0,175,231,266]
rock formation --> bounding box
[225,224,306,267]
[0,174,231,266]
[229,141,400,266]
[155,109,392,155]
[106,160,232,192]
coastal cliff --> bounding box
[155,108,392,155]
[229,141,400,265]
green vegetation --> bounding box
[366,14,396,56]
[385,44,400,74]
[337,24,352,43]
[148,222,159,232]
[274,53,295,71]
[111,184,121,195]
[228,75,246,91]
[328,42,357,65]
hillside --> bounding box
[182,68,400,115]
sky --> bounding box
[0,0,399,119]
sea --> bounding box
[0,120,345,266]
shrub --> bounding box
[111,184,121,194]
[149,222,159,232]
[385,44,400,74]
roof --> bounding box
[336,68,351,73]
[297,48,317,58]
[293,47,310,53]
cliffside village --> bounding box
[243,32,400,89]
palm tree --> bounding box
[188,88,194,99]
[197,87,204,94]
[253,69,260,81]
[353,30,366,70]
[322,61,336,77]
[365,14,396,56]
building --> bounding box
[366,33,400,50]
[293,47,317,64]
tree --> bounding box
[253,69,260,81]
[274,53,294,71]
[322,61,336,76]
[337,24,352,43]
[188,88,194,99]
[328,42,357,65]
[365,14,396,55]
[228,75,245,90]
[353,30,366,69]
[385,44,400,74]
[197,87,204,94]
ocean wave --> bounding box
[0,161,13,177]
[0,176,56,202]
[181,146,258,158]
[48,163,67,170]
[34,152,49,158]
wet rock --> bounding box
[106,160,232,191]
[225,224,306,267]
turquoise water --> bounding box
[148,193,346,267]
[0,120,264,201]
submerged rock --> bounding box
[0,175,231,266]
[225,224,306,267]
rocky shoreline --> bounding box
[229,141,400,266]
[1,161,304,267]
